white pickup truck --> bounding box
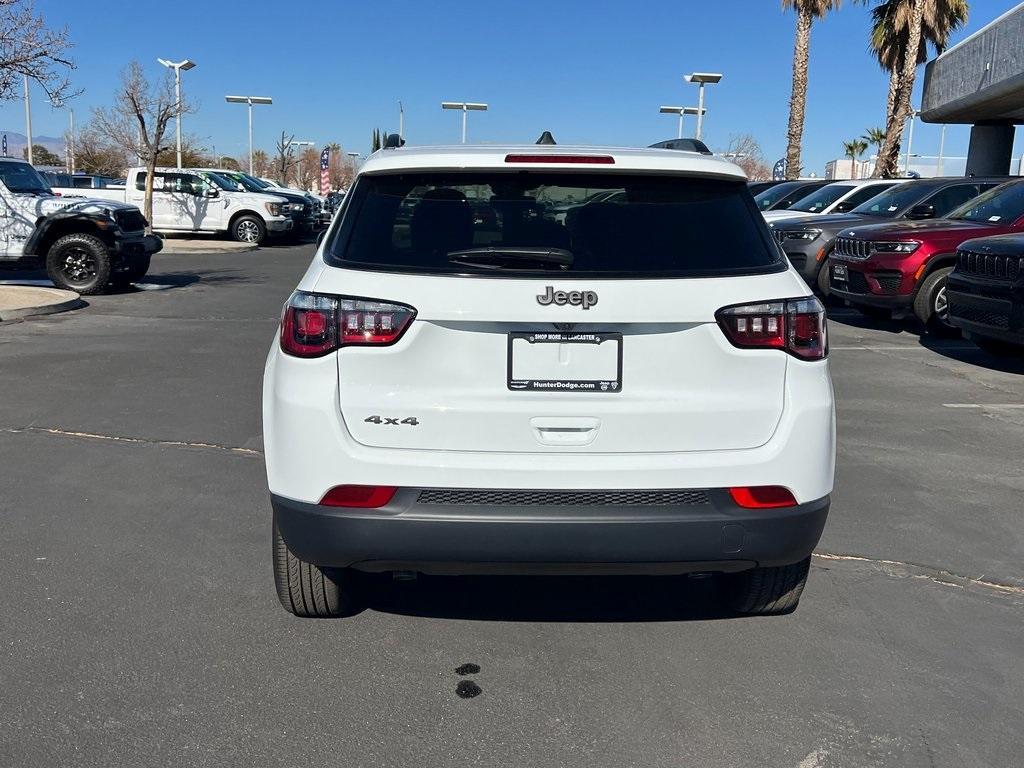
[0,157,161,295]
[51,167,296,245]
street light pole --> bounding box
[441,102,488,143]
[289,140,314,189]
[398,100,404,141]
[659,106,706,140]
[225,96,273,174]
[904,108,920,175]
[683,73,722,141]
[23,74,33,164]
[937,124,946,176]
[158,59,196,169]
[68,109,74,173]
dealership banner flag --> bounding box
[320,148,330,195]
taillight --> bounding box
[320,485,397,508]
[504,154,615,164]
[716,297,827,360]
[729,486,797,509]
[280,291,415,357]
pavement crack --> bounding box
[813,551,1023,598]
[0,425,263,457]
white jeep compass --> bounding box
[263,144,835,618]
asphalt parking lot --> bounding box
[1,244,1021,768]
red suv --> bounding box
[828,180,1024,333]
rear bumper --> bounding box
[272,490,830,574]
[947,274,1024,344]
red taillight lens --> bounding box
[320,485,397,508]
[729,486,798,509]
[280,291,416,357]
[716,297,827,360]
[504,154,615,164]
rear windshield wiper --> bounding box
[447,247,573,271]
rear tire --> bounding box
[231,214,266,245]
[724,556,811,615]
[913,267,958,336]
[45,233,112,295]
[272,517,360,617]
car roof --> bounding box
[829,178,907,187]
[358,144,746,180]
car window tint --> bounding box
[925,184,984,216]
[329,172,781,278]
[843,183,894,208]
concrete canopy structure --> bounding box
[921,3,1024,175]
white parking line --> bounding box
[943,403,1024,410]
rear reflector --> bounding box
[280,291,416,357]
[729,486,798,509]
[320,485,397,508]
[504,154,615,165]
[716,296,827,360]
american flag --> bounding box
[320,148,330,195]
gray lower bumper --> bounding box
[266,219,294,233]
[272,489,830,576]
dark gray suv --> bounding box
[768,177,1007,293]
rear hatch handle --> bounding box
[530,417,601,447]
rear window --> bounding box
[326,172,781,278]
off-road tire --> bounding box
[231,214,266,245]
[273,517,360,617]
[45,233,112,295]
[913,267,958,336]
[724,556,811,615]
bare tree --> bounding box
[72,123,130,177]
[91,61,189,230]
[0,0,75,103]
[297,146,318,191]
[274,131,296,186]
[720,134,772,181]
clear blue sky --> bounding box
[3,0,1022,174]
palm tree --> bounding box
[871,0,968,177]
[782,0,844,180]
[843,138,869,179]
[863,126,886,152]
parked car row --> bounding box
[757,175,1024,354]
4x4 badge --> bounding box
[536,286,598,310]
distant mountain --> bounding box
[0,131,66,160]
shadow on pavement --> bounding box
[920,336,1024,374]
[356,572,742,623]
[826,307,912,335]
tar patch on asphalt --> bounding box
[455,662,482,698]
[456,680,482,699]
